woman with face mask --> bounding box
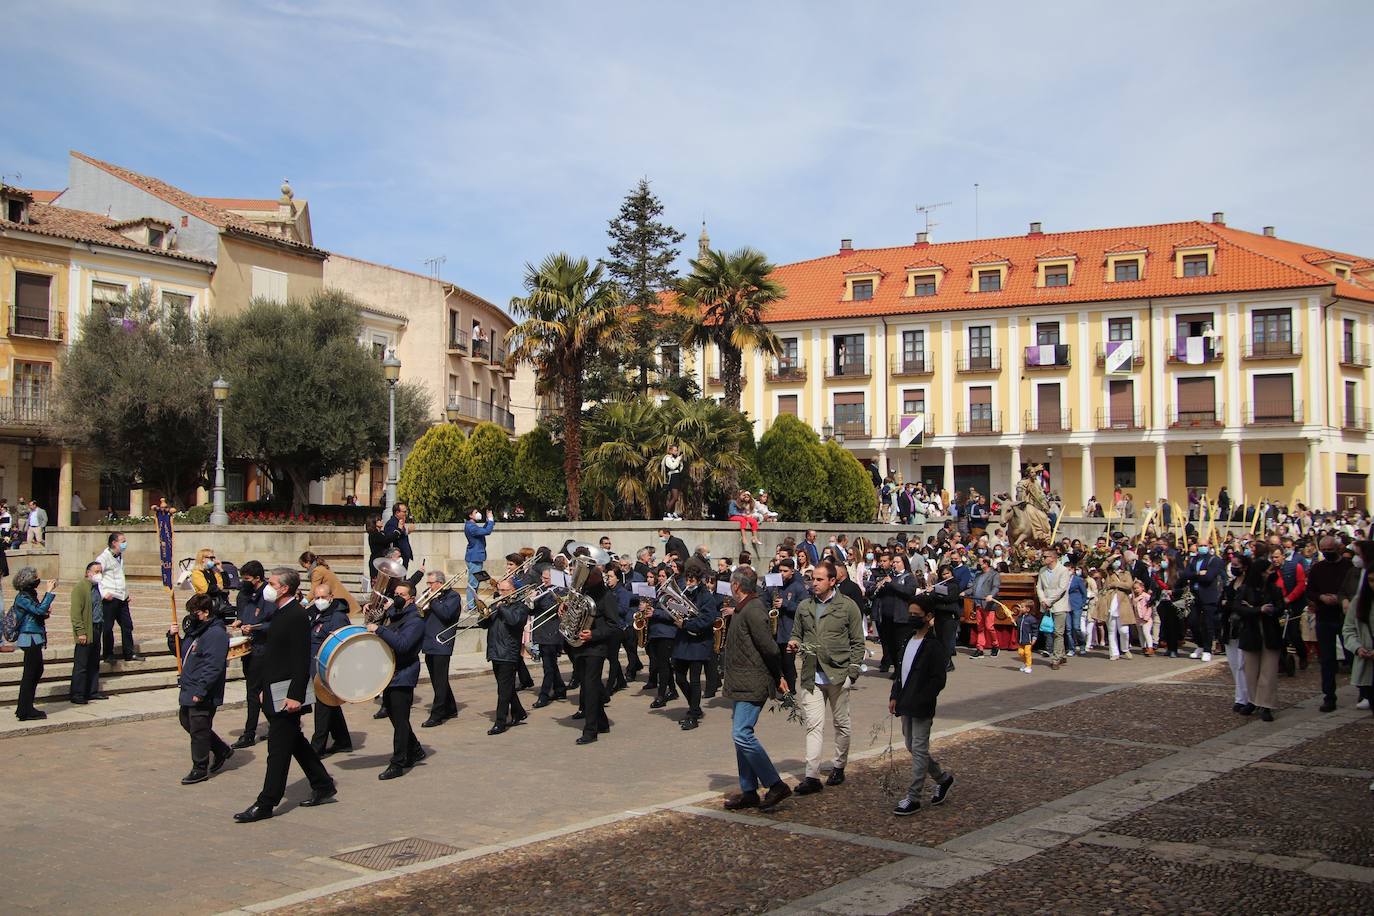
[1235,554,1286,721]
[1341,541,1374,717]
[192,547,232,618]
[1099,556,1137,660]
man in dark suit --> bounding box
[370,582,426,779]
[1181,541,1226,661]
[889,599,954,816]
[231,560,271,748]
[234,568,335,822]
[383,502,414,568]
[800,530,821,567]
[658,528,689,567]
[420,570,461,727]
[572,567,621,745]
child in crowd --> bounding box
[1015,603,1038,674]
[1132,578,1156,656]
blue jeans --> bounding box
[466,560,483,610]
[1066,607,1084,652]
[732,700,780,793]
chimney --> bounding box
[1262,226,1275,237]
[1028,221,1042,235]
[1211,211,1225,225]
[915,231,929,246]
[839,238,853,255]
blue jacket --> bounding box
[375,603,424,688]
[1068,574,1088,615]
[308,599,353,677]
[766,574,810,644]
[464,518,495,563]
[383,516,414,564]
[13,590,52,648]
[648,579,682,640]
[611,583,634,629]
[176,617,228,707]
[672,584,720,662]
[236,584,274,655]
[950,563,974,593]
[422,590,462,655]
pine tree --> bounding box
[599,178,686,397]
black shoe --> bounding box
[679,717,699,730]
[794,777,824,796]
[703,690,718,699]
[211,747,234,773]
[724,790,760,810]
[552,691,568,701]
[488,724,507,735]
[576,734,598,745]
[989,649,999,658]
[299,784,338,807]
[893,797,921,817]
[16,710,47,721]
[509,712,528,726]
[233,804,273,823]
[1232,702,1246,714]
[532,698,551,709]
[931,773,955,806]
[408,748,427,765]
[1259,708,1275,722]
[126,654,145,663]
[649,699,667,709]
[378,764,406,780]
[421,717,444,728]
[945,662,955,673]
[760,781,793,810]
[320,743,352,757]
[70,697,89,705]
[231,734,256,750]
[826,768,846,786]
[181,768,209,785]
[91,693,110,700]
[667,691,680,702]
[969,649,984,659]
[373,708,389,720]
[1239,703,1256,716]
[1320,698,1337,713]
[571,710,585,720]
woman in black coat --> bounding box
[1237,554,1286,721]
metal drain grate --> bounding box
[334,837,461,871]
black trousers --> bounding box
[425,653,458,718]
[311,701,350,752]
[936,615,959,667]
[705,652,721,695]
[649,638,675,700]
[1193,603,1218,650]
[1316,616,1342,703]
[606,643,624,688]
[1283,615,1307,666]
[778,644,798,693]
[516,656,534,689]
[537,645,566,700]
[241,654,263,737]
[101,598,135,660]
[179,704,230,769]
[673,659,704,715]
[70,641,100,700]
[619,628,642,676]
[255,708,332,809]
[16,645,43,716]
[492,660,526,724]
[579,654,610,737]
[383,686,422,767]
[1159,608,1184,653]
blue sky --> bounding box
[5,0,1373,313]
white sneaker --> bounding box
[1020,666,1032,674]
[1357,698,1371,710]
[1109,654,1120,661]
[1201,652,1212,662]
[1190,648,1203,660]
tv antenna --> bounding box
[423,255,447,279]
[0,171,20,187]
[915,200,952,236]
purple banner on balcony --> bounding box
[1025,344,1068,366]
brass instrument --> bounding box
[437,582,541,644]
[557,589,598,648]
[362,557,407,624]
[632,606,651,648]
[657,577,699,625]
[416,572,463,614]
[712,616,726,653]
[564,543,613,590]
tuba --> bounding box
[658,577,699,624]
[556,589,598,648]
[362,557,407,624]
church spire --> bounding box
[698,220,710,262]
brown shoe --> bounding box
[1050,661,1061,670]
[724,790,760,810]
[760,781,793,810]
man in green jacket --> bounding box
[70,560,105,703]
[788,559,866,795]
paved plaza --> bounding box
[3,649,1370,915]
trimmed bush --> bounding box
[757,414,828,522]
[466,422,517,512]
[514,426,566,519]
[822,439,876,523]
[397,424,472,522]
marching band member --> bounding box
[230,560,271,749]
[368,581,426,779]
[573,567,619,745]
[531,567,567,708]
[308,581,352,756]
[169,594,231,785]
[235,568,335,823]
[616,555,645,682]
[420,569,462,727]
[604,565,633,693]
[767,558,809,693]
[671,563,719,730]
[482,578,530,734]
[646,566,680,709]
[373,547,424,721]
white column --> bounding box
[943,446,955,496]
[1228,440,1243,509]
[1155,442,1168,505]
[1009,444,1022,497]
[57,447,73,526]
[1081,444,1094,513]
[811,329,823,432]
[877,449,889,478]
[873,322,888,440]
[1307,438,1321,507]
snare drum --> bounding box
[315,625,395,705]
[226,635,251,661]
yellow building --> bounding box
[694,216,1374,511]
[0,184,215,520]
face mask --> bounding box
[1160,560,1168,569]
[910,614,928,630]
[205,560,215,569]
[263,584,280,604]
[313,598,331,611]
[660,537,668,544]
[1355,556,1366,569]
[1112,560,1121,570]
[88,575,101,584]
[865,553,874,562]
[1197,546,1210,555]
[994,550,1003,557]
[117,542,127,553]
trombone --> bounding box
[416,572,464,614]
[436,581,542,645]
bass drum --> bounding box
[315,625,395,706]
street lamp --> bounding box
[446,398,461,423]
[835,429,846,446]
[209,376,230,525]
[1045,446,1054,461]
[822,422,834,441]
[383,353,401,518]
[1192,441,1202,456]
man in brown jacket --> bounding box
[721,565,791,812]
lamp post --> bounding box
[383,353,401,519]
[446,398,461,423]
[210,377,230,526]
[822,422,834,441]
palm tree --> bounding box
[507,253,626,520]
[582,399,659,520]
[656,396,751,519]
[678,247,786,413]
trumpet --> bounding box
[416,572,463,614]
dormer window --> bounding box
[842,263,882,301]
[904,260,945,297]
[112,217,174,249]
[148,228,165,248]
[968,254,1009,293]
[912,275,936,296]
[6,198,25,223]
[1114,259,1141,282]
[977,270,1001,292]
[1,185,32,224]
[1044,265,1069,287]
[852,279,874,300]
[1334,266,1350,280]
[1181,254,1208,277]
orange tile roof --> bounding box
[758,220,1374,323]
[842,260,884,276]
[28,189,63,204]
[71,151,325,258]
[1035,246,1077,260]
[200,197,281,211]
[0,201,214,265]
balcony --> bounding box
[765,359,807,382]
[1094,341,1145,369]
[1243,334,1301,360]
[956,349,1002,373]
[1023,344,1071,370]
[825,357,871,379]
[1167,336,1224,364]
[706,370,746,387]
[448,394,515,431]
[824,417,871,441]
[1023,409,1072,433]
[1344,408,1371,432]
[470,337,492,363]
[1243,401,1304,425]
[957,411,1002,435]
[9,306,64,341]
[890,352,934,377]
[1095,406,1145,430]
[1168,405,1222,428]
[0,396,51,427]
[889,413,933,440]
[1341,343,1371,368]
[447,327,470,353]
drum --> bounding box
[226,635,251,661]
[315,625,395,706]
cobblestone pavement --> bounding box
[5,646,1371,915]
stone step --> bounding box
[0,656,246,704]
